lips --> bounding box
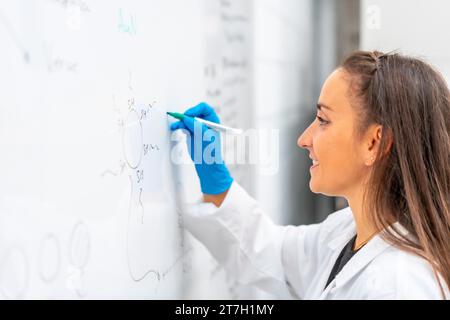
[310,157,319,170]
[310,163,319,170]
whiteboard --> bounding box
[0,0,252,299]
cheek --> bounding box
[312,128,365,194]
[314,128,349,165]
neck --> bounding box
[346,186,379,249]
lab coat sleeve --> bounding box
[183,181,322,299]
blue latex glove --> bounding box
[170,102,233,195]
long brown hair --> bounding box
[341,50,450,298]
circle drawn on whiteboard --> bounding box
[38,234,61,283]
[0,246,29,299]
[69,222,90,269]
[122,109,143,169]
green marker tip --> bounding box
[166,112,185,120]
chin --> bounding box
[309,180,336,196]
[309,180,320,193]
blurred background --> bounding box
[0,0,449,299]
[249,0,450,228]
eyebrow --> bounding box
[316,103,334,112]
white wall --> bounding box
[361,0,450,82]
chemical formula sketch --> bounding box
[98,69,190,296]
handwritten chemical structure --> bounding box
[101,70,182,285]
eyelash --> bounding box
[316,116,329,126]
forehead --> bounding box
[318,68,353,113]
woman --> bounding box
[170,51,450,299]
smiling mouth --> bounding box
[310,160,319,170]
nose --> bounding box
[297,122,314,149]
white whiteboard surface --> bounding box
[0,0,251,299]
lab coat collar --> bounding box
[327,219,357,251]
[333,234,391,289]
[325,217,408,293]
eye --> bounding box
[316,115,329,126]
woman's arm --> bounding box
[184,182,292,297]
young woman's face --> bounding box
[298,68,370,197]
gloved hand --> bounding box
[170,102,233,195]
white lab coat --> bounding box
[183,181,449,299]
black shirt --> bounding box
[324,234,361,290]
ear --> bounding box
[364,125,393,166]
[363,124,381,167]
